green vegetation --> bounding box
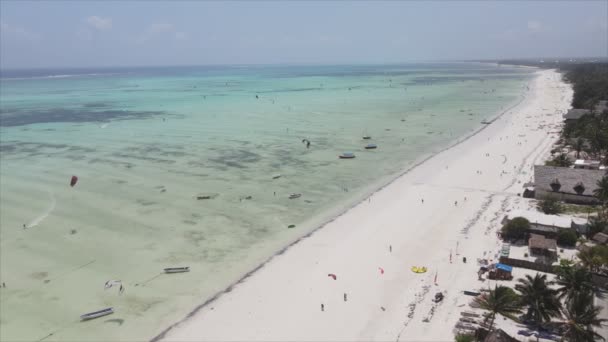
[544,153,572,167]
[557,229,578,247]
[563,63,608,109]
[473,285,522,332]
[559,293,607,342]
[578,245,608,274]
[559,64,608,166]
[560,203,599,215]
[572,137,585,159]
[537,196,563,215]
[503,269,606,342]
[587,216,608,237]
[555,266,595,304]
[515,274,562,327]
[594,175,608,205]
[472,261,605,339]
[561,110,608,163]
[454,333,475,342]
[501,217,529,241]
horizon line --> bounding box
[2,56,607,71]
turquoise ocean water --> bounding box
[0,64,533,341]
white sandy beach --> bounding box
[157,69,572,341]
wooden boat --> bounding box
[339,152,356,159]
[164,267,190,273]
[364,144,377,150]
[289,193,302,199]
[80,307,113,321]
[463,290,481,296]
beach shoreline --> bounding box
[156,68,572,341]
[0,63,537,342]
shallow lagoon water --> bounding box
[0,64,533,341]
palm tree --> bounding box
[555,266,596,305]
[515,274,562,328]
[578,245,608,273]
[593,176,608,205]
[474,285,522,331]
[559,292,607,342]
[549,154,572,167]
[573,137,585,159]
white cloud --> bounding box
[137,23,187,43]
[527,20,541,31]
[0,22,41,41]
[86,16,112,30]
[149,23,174,34]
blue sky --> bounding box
[1,1,606,69]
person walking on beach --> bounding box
[321,304,325,312]
[344,293,347,302]
[389,245,392,253]
[421,198,424,204]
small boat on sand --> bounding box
[339,152,356,159]
[289,193,302,199]
[364,144,377,150]
[164,267,190,273]
[80,307,113,321]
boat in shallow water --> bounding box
[164,267,190,273]
[80,307,113,321]
[339,152,356,159]
[365,144,377,150]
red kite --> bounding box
[327,273,337,280]
[70,175,78,187]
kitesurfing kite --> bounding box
[411,266,427,274]
[327,273,337,280]
[70,175,78,187]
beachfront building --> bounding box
[592,232,608,245]
[563,108,590,123]
[502,209,588,237]
[533,165,606,204]
[573,159,603,170]
[528,234,558,262]
[563,100,608,123]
